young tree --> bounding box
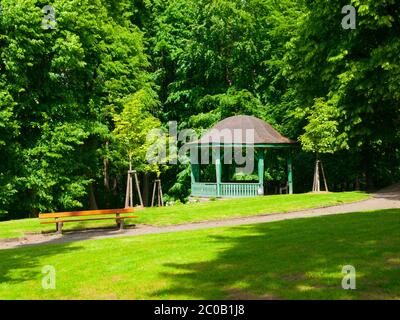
[299,98,348,155]
[299,98,349,192]
[112,89,162,175]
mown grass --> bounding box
[0,209,399,299]
[0,192,369,239]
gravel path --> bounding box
[1,184,400,250]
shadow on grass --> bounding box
[0,223,139,287]
[40,219,138,235]
[40,223,137,236]
[0,242,82,285]
[153,209,400,300]
[0,218,142,287]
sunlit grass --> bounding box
[0,191,369,239]
[0,209,398,299]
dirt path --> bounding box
[2,184,400,250]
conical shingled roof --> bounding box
[195,115,295,145]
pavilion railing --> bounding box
[220,183,261,197]
[191,182,262,197]
[191,183,218,197]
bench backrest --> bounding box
[39,208,135,219]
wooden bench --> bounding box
[39,208,137,234]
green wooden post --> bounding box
[257,149,265,195]
[190,146,200,185]
[215,149,222,197]
[287,150,293,194]
[190,163,200,183]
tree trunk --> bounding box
[88,183,98,210]
[143,172,149,207]
[103,157,109,190]
[31,207,39,218]
[355,178,360,191]
[362,146,374,191]
[103,141,110,189]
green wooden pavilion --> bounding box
[189,115,296,198]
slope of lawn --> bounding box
[0,191,369,239]
[0,209,399,300]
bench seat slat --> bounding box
[40,216,137,224]
[39,208,134,219]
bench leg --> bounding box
[116,219,124,230]
[56,222,63,234]
[116,212,124,230]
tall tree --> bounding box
[286,0,400,188]
[0,0,152,216]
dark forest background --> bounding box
[1,0,399,219]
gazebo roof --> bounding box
[193,115,296,146]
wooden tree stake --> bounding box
[151,179,164,207]
[312,159,328,192]
[125,165,144,208]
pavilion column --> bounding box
[190,147,200,184]
[190,164,200,183]
[214,149,222,197]
[287,150,293,194]
[257,149,265,195]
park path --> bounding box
[1,184,400,250]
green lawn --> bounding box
[0,209,399,299]
[0,192,369,239]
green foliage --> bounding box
[166,164,191,202]
[112,89,162,174]
[0,0,152,215]
[0,88,19,213]
[232,172,259,181]
[148,0,295,123]
[1,0,400,216]
[299,98,349,154]
[291,0,400,187]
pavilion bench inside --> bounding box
[39,208,137,234]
